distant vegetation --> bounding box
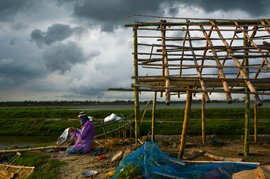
[1,99,269,107]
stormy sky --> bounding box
[0,0,269,101]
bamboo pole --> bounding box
[140,100,151,126]
[186,24,210,101]
[136,34,270,40]
[243,25,250,158]
[133,25,140,143]
[196,149,243,162]
[201,23,232,103]
[161,22,170,104]
[151,91,157,141]
[202,94,206,145]
[254,99,258,144]
[209,23,261,105]
[178,86,192,159]
[0,146,67,154]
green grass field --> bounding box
[0,106,270,136]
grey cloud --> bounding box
[42,42,95,73]
[0,58,45,90]
[71,88,106,97]
[9,39,15,45]
[10,22,28,30]
[72,0,170,31]
[185,0,270,16]
[60,0,270,31]
[0,0,33,22]
[31,23,83,47]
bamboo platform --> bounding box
[0,164,34,179]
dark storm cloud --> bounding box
[72,0,172,31]
[57,0,270,31]
[42,42,98,73]
[31,23,83,47]
[187,0,270,16]
[0,58,44,89]
[0,0,32,21]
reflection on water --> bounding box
[0,136,56,149]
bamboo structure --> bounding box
[126,17,270,157]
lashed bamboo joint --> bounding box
[126,17,270,105]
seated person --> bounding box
[66,112,95,155]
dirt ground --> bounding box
[54,135,270,178]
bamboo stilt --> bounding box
[202,94,206,145]
[254,99,258,144]
[133,26,140,143]
[178,86,192,159]
[151,91,157,141]
[243,25,250,158]
[161,23,170,104]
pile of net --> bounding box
[113,141,258,179]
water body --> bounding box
[0,136,56,149]
[70,102,270,111]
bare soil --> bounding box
[54,136,270,178]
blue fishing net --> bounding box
[113,141,258,179]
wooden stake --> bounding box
[178,86,192,159]
[151,91,157,141]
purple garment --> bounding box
[70,120,95,153]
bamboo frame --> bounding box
[126,17,270,156]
